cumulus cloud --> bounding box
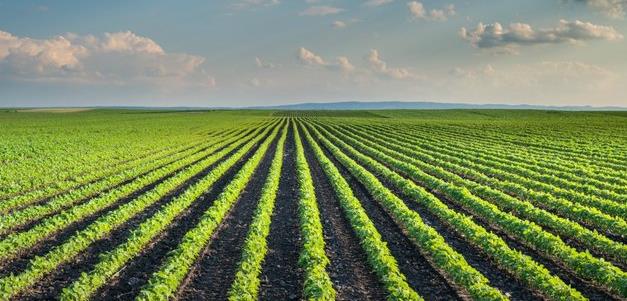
[299,6,344,16]
[366,49,416,79]
[460,20,623,53]
[0,30,214,86]
[568,0,625,18]
[297,47,355,73]
[298,47,327,66]
[365,0,394,7]
[407,1,456,21]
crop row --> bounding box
[304,121,586,300]
[403,123,627,177]
[0,122,269,264]
[367,124,627,212]
[0,130,246,235]
[327,123,627,262]
[0,138,207,214]
[299,122,422,301]
[291,121,336,300]
[350,124,627,232]
[58,120,281,301]
[0,122,279,299]
[227,121,288,300]
[380,124,627,196]
[308,121,626,299]
[135,122,283,300]
[302,122,509,300]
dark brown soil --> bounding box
[12,132,269,300]
[258,125,304,301]
[346,158,543,300]
[309,131,463,301]
[3,140,207,216]
[337,124,627,266]
[418,182,617,300]
[0,132,257,279]
[90,129,276,301]
[326,123,619,300]
[0,141,226,239]
[176,130,280,301]
[302,133,387,300]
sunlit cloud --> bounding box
[407,1,456,21]
[460,19,623,53]
[366,49,417,80]
[0,30,214,87]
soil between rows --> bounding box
[338,123,623,300]
[0,139,231,239]
[3,139,209,215]
[12,131,270,300]
[92,128,276,301]
[176,128,280,300]
[338,124,627,265]
[0,132,256,280]
[396,171,618,300]
[302,132,386,300]
[308,130,463,301]
[258,125,304,301]
[324,128,543,301]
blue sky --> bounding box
[0,0,626,107]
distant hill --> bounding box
[245,101,626,111]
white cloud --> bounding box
[460,20,623,53]
[0,30,213,86]
[297,47,355,74]
[569,0,625,19]
[333,21,347,28]
[298,47,327,65]
[299,6,344,16]
[366,49,416,79]
[365,0,394,7]
[336,56,356,73]
[407,1,455,21]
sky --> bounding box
[0,0,626,107]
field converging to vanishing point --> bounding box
[0,109,625,301]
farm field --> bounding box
[0,109,625,301]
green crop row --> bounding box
[0,137,208,214]
[226,121,288,301]
[135,122,284,300]
[0,131,242,235]
[298,122,422,301]
[292,122,336,301]
[58,121,280,301]
[355,124,627,232]
[0,121,274,263]
[313,121,626,299]
[391,124,627,196]
[395,123,627,179]
[304,120,586,300]
[305,122,509,300]
[0,123,279,300]
[329,123,627,263]
[367,124,627,215]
